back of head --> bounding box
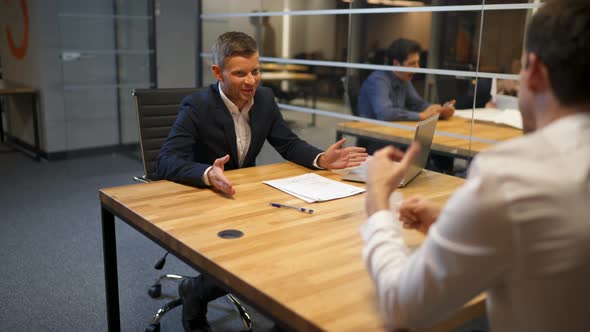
[212,31,258,68]
[387,38,422,64]
[525,0,590,107]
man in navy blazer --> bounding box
[155,31,367,331]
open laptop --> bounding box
[494,94,519,110]
[342,114,439,187]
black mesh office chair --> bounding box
[133,88,252,332]
[344,74,361,117]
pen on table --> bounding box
[269,202,314,214]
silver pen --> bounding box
[269,202,314,214]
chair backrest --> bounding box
[345,75,361,116]
[437,76,492,109]
[133,88,199,180]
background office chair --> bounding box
[133,88,252,332]
[436,76,492,109]
[343,73,361,117]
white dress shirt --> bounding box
[361,112,590,331]
[202,84,254,185]
[218,83,253,168]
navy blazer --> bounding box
[155,84,323,187]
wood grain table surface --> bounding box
[337,116,522,158]
[99,162,484,331]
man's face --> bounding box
[517,53,537,134]
[393,52,420,81]
[212,52,261,108]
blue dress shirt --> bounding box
[358,70,430,121]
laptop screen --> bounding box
[341,114,439,186]
[399,114,439,187]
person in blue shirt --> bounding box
[358,38,455,121]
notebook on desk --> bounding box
[342,114,439,187]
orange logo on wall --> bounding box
[4,0,29,59]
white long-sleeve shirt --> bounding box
[361,112,590,332]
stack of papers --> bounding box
[263,173,365,203]
[455,108,523,129]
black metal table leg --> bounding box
[310,81,318,127]
[101,205,121,332]
[31,93,40,160]
[0,96,5,143]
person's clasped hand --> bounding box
[420,104,442,120]
[439,99,456,120]
[365,142,421,216]
[207,154,236,196]
[318,138,368,170]
[399,195,441,234]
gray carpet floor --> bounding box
[0,146,283,332]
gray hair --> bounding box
[211,31,258,68]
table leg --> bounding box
[31,93,41,161]
[101,205,121,332]
[0,96,5,143]
[310,81,317,127]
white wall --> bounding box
[367,12,433,54]
[0,0,67,153]
[1,0,202,155]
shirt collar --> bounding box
[540,112,590,151]
[218,82,254,115]
[387,71,404,89]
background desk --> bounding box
[260,72,317,82]
[261,72,319,126]
[0,80,41,160]
[337,117,522,159]
[99,162,484,331]
[260,63,310,72]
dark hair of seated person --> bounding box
[387,38,422,64]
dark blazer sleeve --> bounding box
[155,99,210,187]
[261,89,323,169]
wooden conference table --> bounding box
[99,162,484,332]
[337,116,522,159]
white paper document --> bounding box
[263,173,366,203]
[455,108,523,129]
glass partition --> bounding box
[200,0,542,176]
[57,0,155,152]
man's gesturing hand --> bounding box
[318,138,368,170]
[208,155,235,196]
[365,142,420,216]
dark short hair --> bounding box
[387,38,422,64]
[525,0,590,106]
[212,31,258,68]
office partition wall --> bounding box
[57,0,155,152]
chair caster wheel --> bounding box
[148,284,162,298]
[145,323,160,332]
